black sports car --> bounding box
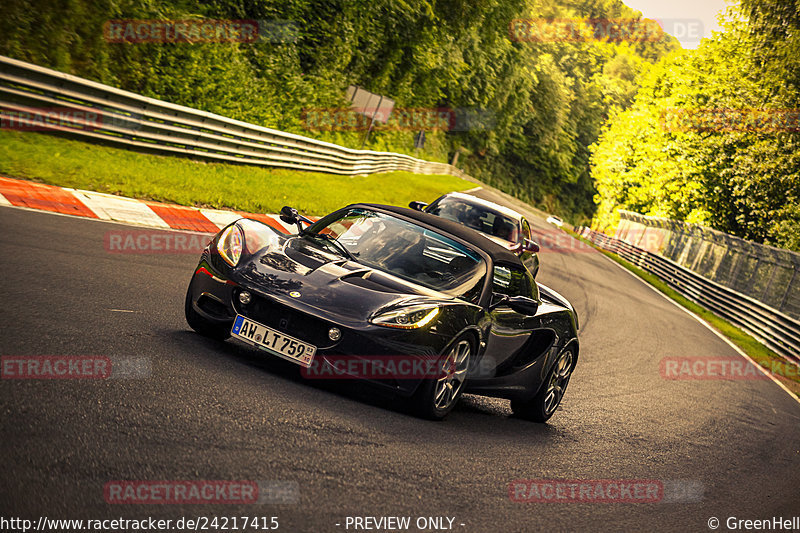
[185,203,579,421]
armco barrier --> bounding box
[0,55,470,178]
[615,210,800,319]
[578,227,800,365]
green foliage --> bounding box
[0,0,679,225]
[591,2,800,250]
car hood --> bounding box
[231,235,452,323]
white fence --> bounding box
[0,55,470,178]
[614,210,800,319]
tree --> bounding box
[590,3,800,250]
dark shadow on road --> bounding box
[165,328,566,440]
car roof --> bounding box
[348,203,523,267]
[434,192,525,223]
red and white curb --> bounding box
[0,176,300,234]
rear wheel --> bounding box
[511,348,574,423]
[411,336,473,420]
[184,282,231,341]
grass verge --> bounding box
[0,130,473,215]
[565,228,800,399]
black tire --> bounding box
[184,283,231,341]
[410,335,474,420]
[511,348,575,422]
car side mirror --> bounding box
[524,239,540,253]
[507,295,540,316]
[408,201,428,211]
[489,294,539,315]
[280,205,313,233]
[280,205,299,225]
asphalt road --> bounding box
[1,199,798,533]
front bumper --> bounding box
[187,261,453,396]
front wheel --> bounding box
[411,336,473,420]
[185,282,231,341]
[511,348,574,423]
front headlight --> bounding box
[217,225,243,266]
[371,303,440,329]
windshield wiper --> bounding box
[307,233,357,261]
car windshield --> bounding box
[428,197,520,244]
[306,208,487,301]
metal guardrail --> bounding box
[615,210,800,319]
[0,55,470,178]
[578,227,800,365]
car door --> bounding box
[481,264,537,371]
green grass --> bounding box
[564,228,800,398]
[0,130,474,215]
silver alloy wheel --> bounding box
[433,339,471,410]
[543,350,573,416]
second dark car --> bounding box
[410,192,541,277]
